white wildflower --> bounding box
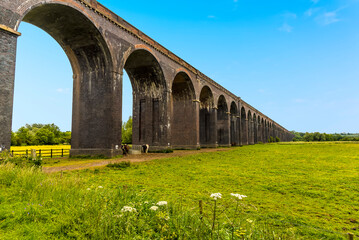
[230,193,247,200]
[121,206,137,213]
[157,201,168,206]
[246,219,253,223]
[150,206,159,211]
[98,186,104,189]
[210,193,222,200]
[86,188,91,191]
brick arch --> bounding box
[240,107,248,145]
[217,95,229,146]
[199,86,216,147]
[10,1,117,155]
[124,48,168,147]
[171,71,197,148]
[230,101,239,146]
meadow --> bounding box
[0,142,358,239]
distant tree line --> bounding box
[291,131,359,142]
[11,124,71,146]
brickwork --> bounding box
[0,0,294,156]
[0,30,17,150]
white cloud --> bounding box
[278,23,293,33]
[304,8,321,17]
[315,11,340,25]
[56,88,70,94]
[311,0,320,4]
[282,12,297,19]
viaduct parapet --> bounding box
[0,0,294,156]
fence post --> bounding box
[12,150,14,156]
[26,149,28,158]
[51,149,53,158]
[62,149,64,157]
[39,149,41,157]
[31,149,36,159]
[348,233,354,240]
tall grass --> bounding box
[0,163,298,239]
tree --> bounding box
[122,116,132,144]
[35,128,55,145]
[11,123,71,146]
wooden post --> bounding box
[26,149,28,158]
[51,149,53,158]
[61,149,64,157]
[31,149,36,159]
[39,149,41,157]
[348,233,354,240]
[199,200,203,219]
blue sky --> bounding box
[13,0,359,133]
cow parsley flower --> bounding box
[210,193,222,200]
[121,206,137,213]
[150,206,159,211]
[98,186,104,189]
[230,193,247,200]
[87,188,91,191]
[157,201,168,206]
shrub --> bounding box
[107,161,131,169]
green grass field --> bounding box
[1,142,358,239]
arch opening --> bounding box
[240,107,247,145]
[171,72,196,148]
[257,116,262,143]
[199,86,215,146]
[230,102,238,146]
[253,114,258,144]
[12,3,115,154]
[124,49,168,147]
[217,96,229,146]
[247,110,254,145]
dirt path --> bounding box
[43,148,233,173]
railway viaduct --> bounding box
[0,0,294,157]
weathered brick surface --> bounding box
[0,30,17,150]
[0,0,294,156]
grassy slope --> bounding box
[1,143,358,239]
[87,143,359,237]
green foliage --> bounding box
[291,131,359,142]
[122,116,132,144]
[11,124,71,146]
[107,161,131,169]
[268,136,276,143]
[275,137,280,142]
[0,151,42,168]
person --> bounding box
[142,144,149,154]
